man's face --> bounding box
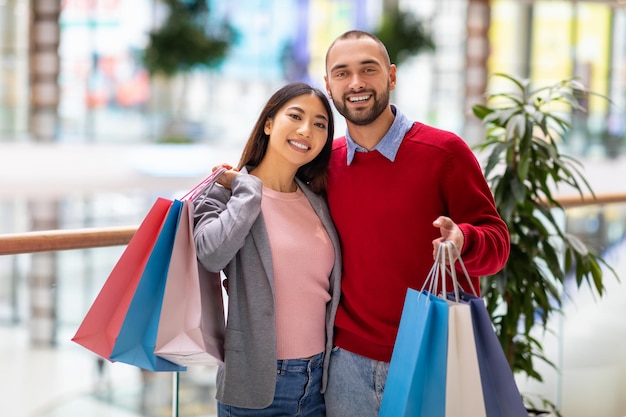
[324,37,396,126]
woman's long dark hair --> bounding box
[237,82,334,194]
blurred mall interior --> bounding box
[1,0,626,416]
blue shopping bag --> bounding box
[458,290,528,417]
[110,199,186,372]
[379,288,449,417]
[441,241,527,417]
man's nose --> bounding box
[348,74,365,91]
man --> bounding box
[323,30,510,417]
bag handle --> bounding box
[421,242,478,300]
[440,241,478,299]
[183,167,227,202]
[420,243,446,295]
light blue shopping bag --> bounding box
[379,288,449,417]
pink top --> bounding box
[261,186,334,359]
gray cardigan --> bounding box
[193,169,342,409]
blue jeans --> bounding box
[217,352,325,417]
[324,347,389,417]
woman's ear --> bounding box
[264,118,272,135]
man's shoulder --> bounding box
[408,121,459,140]
[405,122,469,153]
[331,136,347,151]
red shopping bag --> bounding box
[72,197,172,360]
[109,199,186,372]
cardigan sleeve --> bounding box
[193,173,263,272]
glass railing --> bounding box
[0,225,221,417]
[1,193,625,417]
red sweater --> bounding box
[326,122,510,362]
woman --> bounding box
[193,82,341,417]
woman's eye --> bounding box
[288,113,301,120]
[315,122,327,129]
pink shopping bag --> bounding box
[154,182,226,366]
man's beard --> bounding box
[334,88,390,126]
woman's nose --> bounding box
[297,122,312,137]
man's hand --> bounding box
[432,216,464,262]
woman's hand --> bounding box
[213,163,240,189]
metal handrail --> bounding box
[1,193,625,256]
[554,192,626,208]
[0,226,138,255]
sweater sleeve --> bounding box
[193,174,263,272]
[444,136,510,277]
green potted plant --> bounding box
[143,0,235,143]
[374,9,435,65]
[472,73,616,412]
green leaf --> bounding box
[517,151,531,181]
[509,175,526,203]
[472,104,493,120]
[564,233,589,256]
[505,114,526,141]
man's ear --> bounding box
[324,76,332,100]
[389,64,397,91]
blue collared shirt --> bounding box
[345,105,414,165]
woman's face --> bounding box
[263,93,330,168]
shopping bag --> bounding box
[154,199,226,366]
[460,290,528,417]
[379,288,449,417]
[71,197,172,359]
[445,301,486,417]
[444,242,528,417]
[109,199,186,372]
[381,242,528,417]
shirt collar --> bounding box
[345,105,413,165]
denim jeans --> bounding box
[324,347,390,417]
[217,352,325,417]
